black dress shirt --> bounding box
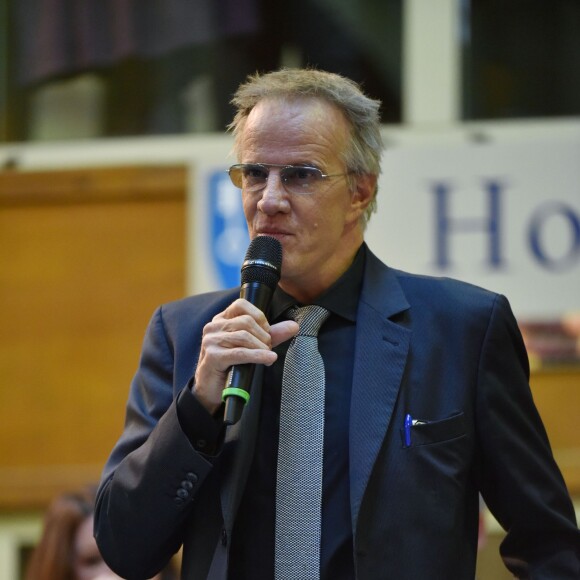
[229,244,365,579]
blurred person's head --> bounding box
[25,485,121,580]
[26,485,176,580]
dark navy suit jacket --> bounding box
[95,248,580,579]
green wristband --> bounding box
[222,387,250,404]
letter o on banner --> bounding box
[529,202,580,271]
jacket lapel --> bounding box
[349,250,411,530]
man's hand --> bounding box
[193,299,299,414]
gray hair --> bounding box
[228,68,384,226]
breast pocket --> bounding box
[396,411,472,537]
[401,412,466,448]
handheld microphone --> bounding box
[223,236,283,425]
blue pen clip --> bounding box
[404,413,412,447]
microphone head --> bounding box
[241,236,283,289]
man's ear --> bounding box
[350,173,377,216]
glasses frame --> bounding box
[227,163,351,195]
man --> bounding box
[94,68,580,579]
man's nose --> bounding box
[257,171,290,213]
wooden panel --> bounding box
[0,165,185,204]
[0,166,187,509]
[530,369,580,495]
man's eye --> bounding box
[285,167,319,182]
[244,166,268,180]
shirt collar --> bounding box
[270,243,366,323]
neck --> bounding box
[279,238,364,304]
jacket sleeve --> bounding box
[475,294,580,577]
[94,305,219,579]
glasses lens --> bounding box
[228,166,243,188]
[244,164,269,191]
[280,166,323,194]
[229,164,267,191]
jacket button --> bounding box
[176,488,189,499]
[181,480,194,491]
[186,472,198,483]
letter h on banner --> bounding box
[432,180,504,270]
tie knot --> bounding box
[287,305,330,337]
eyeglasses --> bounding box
[228,163,349,195]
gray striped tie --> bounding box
[275,305,330,580]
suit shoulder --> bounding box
[364,246,500,316]
[393,268,500,314]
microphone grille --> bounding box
[241,236,283,289]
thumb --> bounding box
[270,320,299,348]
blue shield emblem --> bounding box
[208,170,250,289]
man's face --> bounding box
[238,97,371,302]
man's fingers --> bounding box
[223,298,270,328]
[203,318,272,350]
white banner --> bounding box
[367,132,580,320]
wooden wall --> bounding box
[0,165,187,509]
[530,369,580,495]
